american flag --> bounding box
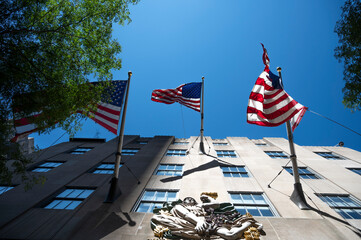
[151,82,202,112]
[84,80,127,134]
[247,45,307,131]
[12,80,127,141]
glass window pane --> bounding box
[235,206,247,215]
[57,189,73,198]
[224,173,232,177]
[65,200,82,210]
[137,203,151,213]
[253,194,266,204]
[77,189,94,199]
[158,165,167,170]
[53,200,72,209]
[242,194,254,204]
[155,191,166,201]
[230,194,243,203]
[246,206,260,216]
[143,191,155,201]
[67,189,84,198]
[167,192,177,201]
[45,200,61,209]
[259,206,274,216]
[175,165,183,171]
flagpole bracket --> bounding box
[290,183,310,210]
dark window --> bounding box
[229,192,277,217]
[0,186,14,195]
[122,148,139,155]
[348,168,361,176]
[284,167,321,179]
[135,190,178,213]
[156,164,183,176]
[32,162,63,172]
[166,149,187,156]
[318,194,361,219]
[92,163,123,174]
[216,150,237,158]
[44,188,94,210]
[70,147,93,154]
[265,151,288,159]
[213,142,228,146]
[314,152,344,160]
[221,166,249,178]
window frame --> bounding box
[92,163,123,174]
[265,151,288,159]
[69,147,93,154]
[133,189,179,213]
[283,166,321,179]
[347,168,361,176]
[314,152,345,160]
[155,164,184,176]
[221,165,250,178]
[44,188,95,210]
[317,194,361,219]
[0,186,15,195]
[31,161,64,173]
[216,150,237,158]
[166,149,187,157]
[122,148,139,156]
[229,192,278,217]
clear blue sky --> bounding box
[32,0,361,152]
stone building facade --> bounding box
[0,135,360,239]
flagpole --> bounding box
[199,76,205,154]
[277,67,309,210]
[105,71,132,203]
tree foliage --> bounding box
[0,0,138,187]
[335,0,361,111]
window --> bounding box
[44,188,94,210]
[265,151,288,159]
[156,164,183,176]
[229,192,277,217]
[70,147,93,154]
[284,167,321,179]
[255,143,268,146]
[213,142,228,146]
[135,190,178,213]
[318,194,361,219]
[314,152,344,160]
[221,166,249,178]
[0,186,14,195]
[166,149,187,156]
[122,148,139,155]
[216,150,237,158]
[92,163,123,174]
[348,168,361,176]
[173,142,189,145]
[32,162,63,172]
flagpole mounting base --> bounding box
[104,177,121,203]
[290,183,310,210]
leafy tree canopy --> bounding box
[0,0,138,187]
[335,0,361,111]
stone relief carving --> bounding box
[150,192,264,240]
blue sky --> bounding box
[32,0,361,152]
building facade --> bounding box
[0,135,361,239]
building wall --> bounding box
[0,135,360,239]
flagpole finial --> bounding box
[202,76,205,80]
[128,71,132,77]
[277,67,282,72]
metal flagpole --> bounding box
[199,76,205,154]
[277,67,309,210]
[105,71,132,203]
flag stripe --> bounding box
[151,83,201,112]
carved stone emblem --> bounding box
[150,192,264,239]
